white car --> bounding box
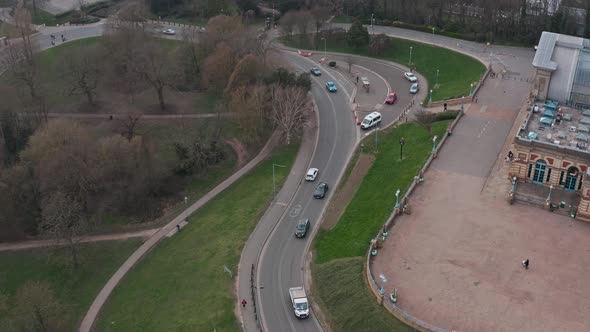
[410,82,419,94]
[162,28,176,35]
[305,168,319,181]
[404,72,418,82]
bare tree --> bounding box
[101,28,145,103]
[201,42,236,91]
[14,5,34,63]
[270,85,312,145]
[225,54,263,93]
[61,46,101,106]
[120,111,142,141]
[12,281,65,331]
[134,38,175,111]
[39,191,88,267]
[255,31,275,68]
[294,10,314,36]
[311,5,331,34]
[279,11,298,38]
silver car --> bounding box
[410,83,419,94]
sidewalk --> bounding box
[236,112,318,332]
[79,131,281,332]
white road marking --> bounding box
[479,105,488,113]
[478,120,491,138]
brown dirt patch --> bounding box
[322,153,375,229]
[225,138,249,169]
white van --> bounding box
[360,112,382,129]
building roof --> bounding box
[516,101,590,157]
[533,31,587,71]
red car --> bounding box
[385,92,397,104]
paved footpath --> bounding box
[79,131,280,332]
[0,229,158,252]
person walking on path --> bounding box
[241,299,247,308]
[522,259,529,269]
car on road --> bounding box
[313,182,329,199]
[162,28,176,35]
[305,168,319,181]
[410,82,419,94]
[404,72,417,82]
[295,219,310,238]
[310,67,321,76]
[360,111,382,130]
[385,92,397,104]
[325,81,337,92]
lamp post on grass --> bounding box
[432,135,438,153]
[399,137,405,160]
[470,83,474,96]
[409,46,413,66]
[429,89,433,103]
[272,163,286,195]
[371,13,375,34]
[436,69,439,86]
[395,189,401,208]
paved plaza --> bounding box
[373,71,590,331]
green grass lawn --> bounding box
[29,7,77,26]
[315,121,449,264]
[0,239,143,331]
[314,257,415,332]
[280,35,485,102]
[96,141,300,331]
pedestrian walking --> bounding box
[522,259,529,269]
[356,76,359,84]
[241,299,247,307]
[176,224,180,232]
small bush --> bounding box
[434,110,460,121]
[382,19,392,26]
[70,16,100,24]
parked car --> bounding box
[385,92,397,104]
[305,168,319,181]
[310,67,321,76]
[403,72,417,82]
[325,81,337,92]
[295,219,310,238]
[410,83,419,94]
[162,28,176,35]
[313,182,329,199]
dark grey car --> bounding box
[295,219,310,238]
[313,182,329,199]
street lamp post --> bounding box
[432,135,438,153]
[399,137,405,160]
[272,163,286,194]
[409,46,413,66]
[436,69,439,86]
[470,83,474,96]
[371,13,375,34]
[547,184,554,202]
[395,189,401,208]
[321,37,327,58]
[432,27,435,45]
[429,89,433,103]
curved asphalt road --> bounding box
[255,51,357,332]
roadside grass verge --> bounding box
[315,121,449,263]
[313,257,415,332]
[96,141,300,331]
[0,239,143,330]
[279,35,485,102]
